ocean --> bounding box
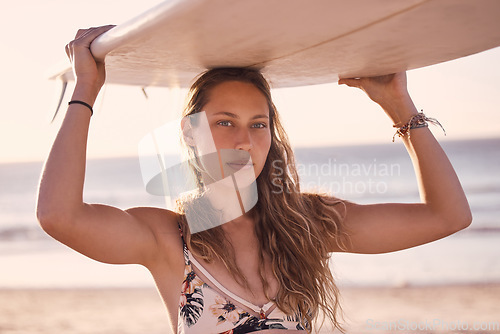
[1,137,499,288]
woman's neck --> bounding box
[222,213,259,249]
[222,213,255,234]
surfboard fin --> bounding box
[51,78,68,123]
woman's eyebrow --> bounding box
[212,111,269,120]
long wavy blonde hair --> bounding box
[176,68,350,332]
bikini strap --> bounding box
[188,249,274,315]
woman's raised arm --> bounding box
[331,72,472,254]
[36,27,179,267]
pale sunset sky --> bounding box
[1,0,499,163]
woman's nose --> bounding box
[235,129,253,151]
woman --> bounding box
[37,26,471,333]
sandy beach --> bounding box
[0,284,498,334]
[340,284,500,334]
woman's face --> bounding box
[200,80,272,182]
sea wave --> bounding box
[1,221,499,244]
[0,225,47,242]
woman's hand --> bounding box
[338,72,418,126]
[65,25,115,104]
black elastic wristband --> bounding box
[68,100,93,116]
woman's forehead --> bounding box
[204,81,269,114]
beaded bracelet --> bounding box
[392,112,446,142]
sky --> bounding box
[0,0,499,164]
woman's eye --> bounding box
[217,120,232,127]
[252,123,267,129]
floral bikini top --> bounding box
[178,230,305,334]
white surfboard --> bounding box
[49,0,500,117]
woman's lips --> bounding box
[226,161,254,170]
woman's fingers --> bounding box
[338,74,397,89]
[65,25,115,98]
[67,25,115,55]
[338,78,362,88]
[338,72,408,99]
[65,25,115,67]
[74,25,115,41]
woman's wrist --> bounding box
[71,83,100,107]
[379,94,419,126]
